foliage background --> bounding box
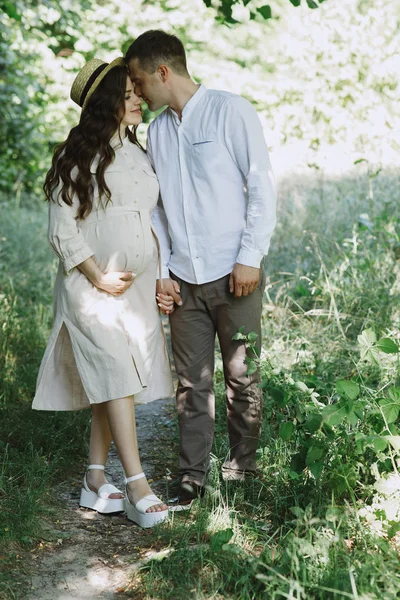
[1,0,399,197]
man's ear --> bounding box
[158,64,169,83]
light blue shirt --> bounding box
[147,85,276,284]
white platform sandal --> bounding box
[125,472,169,528]
[79,464,125,514]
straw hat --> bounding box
[70,57,127,111]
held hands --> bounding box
[156,278,182,315]
[95,271,136,296]
[229,263,260,297]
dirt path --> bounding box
[25,397,178,600]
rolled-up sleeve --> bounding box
[48,190,94,274]
[224,97,277,268]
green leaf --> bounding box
[291,451,306,472]
[280,421,294,441]
[267,386,285,403]
[369,167,382,180]
[387,521,400,539]
[289,0,301,6]
[378,398,400,424]
[336,380,360,400]
[304,413,322,433]
[309,462,323,479]
[376,338,399,354]
[347,411,359,426]
[219,0,234,19]
[247,331,258,343]
[358,328,381,363]
[257,5,272,19]
[232,332,246,340]
[306,0,318,7]
[358,328,376,349]
[246,361,257,376]
[387,436,400,452]
[210,528,234,552]
[354,405,364,420]
[1,1,22,21]
[389,388,400,404]
[354,158,367,165]
[322,404,346,427]
[306,444,324,466]
[295,405,306,423]
[294,381,309,393]
[372,436,388,452]
[290,506,304,518]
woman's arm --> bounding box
[77,256,135,297]
[48,192,134,296]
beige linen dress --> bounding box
[32,136,174,411]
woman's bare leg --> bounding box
[105,395,167,513]
[86,403,123,499]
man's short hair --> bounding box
[125,30,189,77]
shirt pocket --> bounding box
[90,162,125,175]
[191,138,217,161]
[91,164,127,204]
[104,165,126,194]
[139,163,158,179]
[191,139,216,178]
[192,139,215,150]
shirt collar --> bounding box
[169,84,206,124]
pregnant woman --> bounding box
[32,57,174,528]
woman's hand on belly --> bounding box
[96,271,136,296]
[77,256,135,296]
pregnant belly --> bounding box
[84,217,147,274]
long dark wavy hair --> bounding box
[44,65,140,220]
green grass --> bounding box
[1,167,400,599]
[0,200,90,595]
[130,168,400,599]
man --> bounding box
[126,30,276,505]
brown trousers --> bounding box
[169,269,265,486]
